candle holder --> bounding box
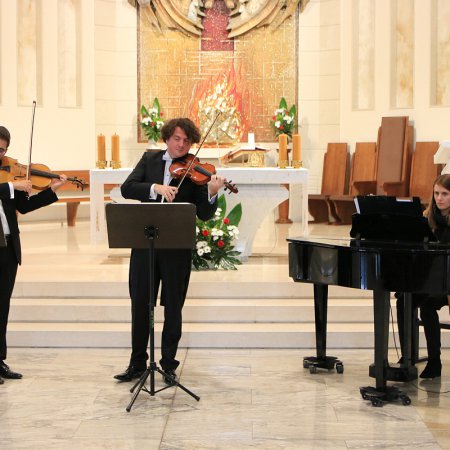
[96,160,107,169]
[278,159,288,169]
[292,160,302,169]
[110,160,121,169]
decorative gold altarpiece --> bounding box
[136,1,303,145]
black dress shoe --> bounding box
[114,365,145,382]
[420,359,442,379]
[0,362,22,379]
[162,369,177,386]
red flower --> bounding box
[272,116,276,120]
[150,122,155,127]
[202,229,209,236]
[279,125,284,130]
[217,240,225,248]
[223,218,230,225]
[160,112,164,116]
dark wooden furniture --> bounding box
[308,143,349,223]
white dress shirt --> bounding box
[0,182,14,235]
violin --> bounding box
[0,156,86,191]
[169,154,238,194]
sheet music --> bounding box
[354,197,360,214]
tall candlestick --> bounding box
[278,134,288,168]
[292,134,301,168]
[111,134,120,168]
[96,134,106,168]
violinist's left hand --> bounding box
[208,174,226,197]
[50,174,68,192]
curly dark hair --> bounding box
[161,118,201,144]
[0,126,11,148]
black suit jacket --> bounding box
[0,183,58,264]
[120,151,218,221]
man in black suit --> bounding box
[0,125,67,385]
[114,118,226,384]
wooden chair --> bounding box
[330,142,377,224]
[308,143,349,223]
[354,116,413,197]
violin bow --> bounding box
[24,100,37,197]
[175,111,222,190]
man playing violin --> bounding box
[115,117,226,385]
[0,125,68,385]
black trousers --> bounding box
[0,242,19,361]
[396,293,448,360]
[128,248,191,371]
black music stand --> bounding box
[106,202,200,411]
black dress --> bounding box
[396,211,450,360]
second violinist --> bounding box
[0,125,68,385]
[116,118,225,384]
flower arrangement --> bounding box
[271,97,297,138]
[193,194,242,270]
[140,97,165,142]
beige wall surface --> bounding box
[1,0,449,189]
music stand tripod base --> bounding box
[303,356,344,374]
[126,363,200,412]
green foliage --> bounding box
[193,194,242,270]
[140,97,165,141]
[270,97,297,138]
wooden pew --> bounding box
[330,142,377,224]
[53,170,116,226]
[308,143,349,223]
[385,141,442,206]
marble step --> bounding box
[13,279,374,299]
[7,321,380,349]
[9,298,377,324]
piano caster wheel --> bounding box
[400,395,411,406]
[309,365,318,374]
[336,362,344,374]
[303,360,309,369]
[371,398,383,407]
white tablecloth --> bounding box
[89,167,308,259]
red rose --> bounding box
[279,125,284,130]
[217,240,225,248]
[272,116,276,120]
[160,112,164,116]
[150,122,155,127]
[223,218,230,224]
[202,229,209,236]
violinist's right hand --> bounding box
[154,184,178,203]
[12,180,32,195]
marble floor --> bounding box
[1,214,450,449]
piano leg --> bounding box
[360,289,411,406]
[303,284,344,374]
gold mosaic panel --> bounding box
[138,9,298,144]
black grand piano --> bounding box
[288,197,450,406]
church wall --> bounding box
[0,0,96,170]
[339,0,450,180]
[1,0,449,194]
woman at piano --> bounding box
[397,174,450,379]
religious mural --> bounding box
[133,0,308,144]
